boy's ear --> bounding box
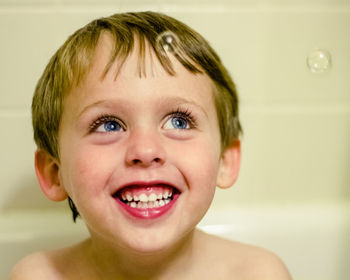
[34,149,68,201]
[216,140,241,189]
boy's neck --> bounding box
[85,229,199,280]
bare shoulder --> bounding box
[9,251,60,280]
[9,240,90,280]
[232,241,293,280]
[197,230,292,280]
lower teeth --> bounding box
[127,199,171,208]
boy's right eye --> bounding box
[89,115,125,133]
[97,120,123,132]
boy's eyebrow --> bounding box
[158,96,209,118]
[77,96,209,118]
[77,100,109,118]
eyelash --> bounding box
[166,108,197,129]
[88,108,197,133]
[88,115,123,133]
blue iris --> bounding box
[104,121,122,132]
[171,117,188,129]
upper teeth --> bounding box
[122,191,173,203]
[139,194,148,202]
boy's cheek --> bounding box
[170,141,220,180]
[59,149,109,192]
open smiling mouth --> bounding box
[112,184,181,219]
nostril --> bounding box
[130,157,162,167]
[125,141,166,167]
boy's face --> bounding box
[56,34,233,252]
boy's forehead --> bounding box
[68,32,215,107]
[87,33,117,79]
[87,33,169,80]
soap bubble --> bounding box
[156,31,179,53]
[307,49,332,73]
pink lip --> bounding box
[114,180,180,193]
[115,193,179,219]
[113,181,180,219]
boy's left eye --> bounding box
[163,110,195,130]
[163,116,190,130]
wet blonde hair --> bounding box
[32,11,242,220]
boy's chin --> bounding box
[122,229,191,255]
[93,224,195,257]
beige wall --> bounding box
[1,0,350,213]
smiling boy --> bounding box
[10,11,291,280]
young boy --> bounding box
[11,11,291,280]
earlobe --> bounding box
[216,140,241,189]
[35,149,68,201]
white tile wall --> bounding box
[216,107,350,205]
[1,0,349,212]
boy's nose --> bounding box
[125,130,166,168]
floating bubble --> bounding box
[156,31,179,53]
[306,49,332,73]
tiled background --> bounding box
[1,0,350,214]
